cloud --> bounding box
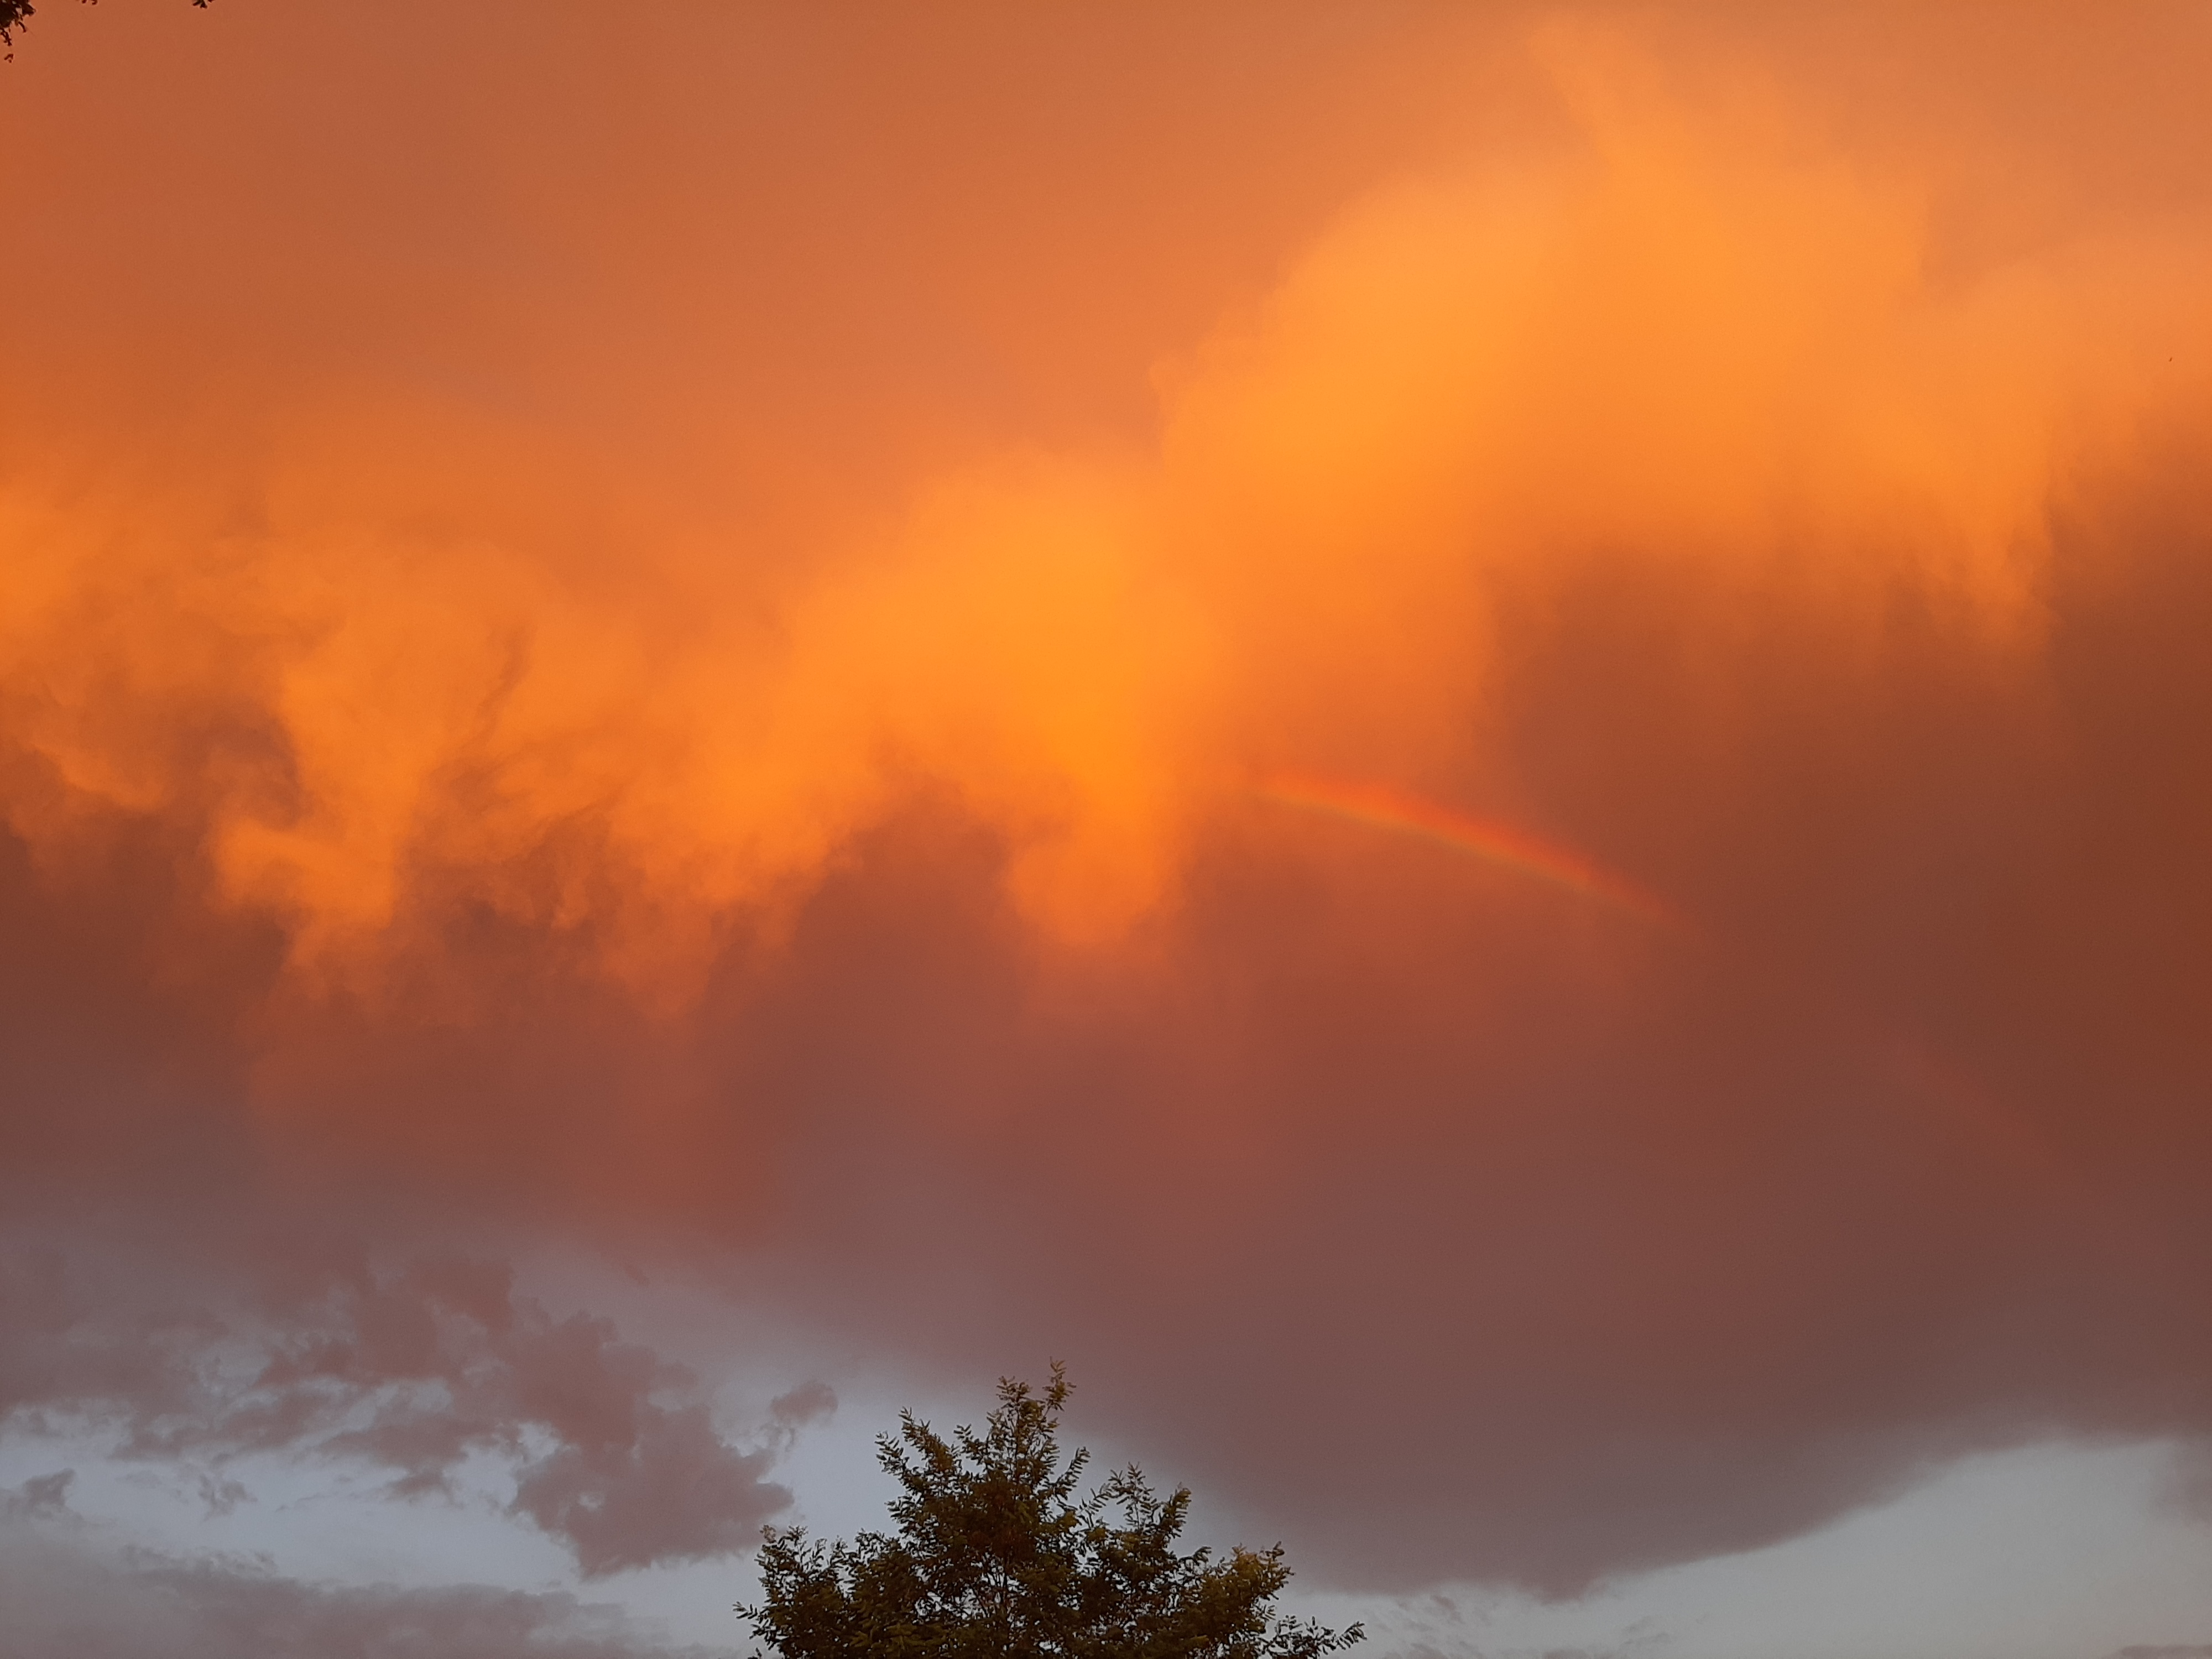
[3,1468,76,1518]
[768,1381,837,1432]
[3,0,2212,1601]
[0,1511,731,1659]
[0,1242,810,1575]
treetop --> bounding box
[740,1364,1363,1659]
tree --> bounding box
[739,1365,1363,1659]
[2,1,212,58]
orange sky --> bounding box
[6,0,2212,1616]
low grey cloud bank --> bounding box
[0,1509,731,1659]
[0,1240,823,1575]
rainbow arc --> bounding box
[1253,770,1686,931]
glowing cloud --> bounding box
[4,0,2212,1611]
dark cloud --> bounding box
[0,1240,810,1575]
[3,1468,76,1518]
[768,1380,837,1431]
[0,1513,731,1659]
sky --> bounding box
[4,2,2212,1655]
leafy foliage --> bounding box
[740,1365,1363,1659]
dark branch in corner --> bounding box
[3,1,213,59]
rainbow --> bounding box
[1252,770,1686,930]
[1255,774,2076,1187]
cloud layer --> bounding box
[0,1509,726,1659]
[0,1242,812,1575]
[4,0,2212,1598]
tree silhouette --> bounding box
[740,1365,1363,1659]
[2,0,211,58]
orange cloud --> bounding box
[11,19,2206,1000]
[5,0,2212,1598]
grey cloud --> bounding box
[513,1401,785,1578]
[769,1379,837,1430]
[0,1512,732,1659]
[3,1467,75,1517]
[0,1241,823,1575]
[0,1248,225,1433]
